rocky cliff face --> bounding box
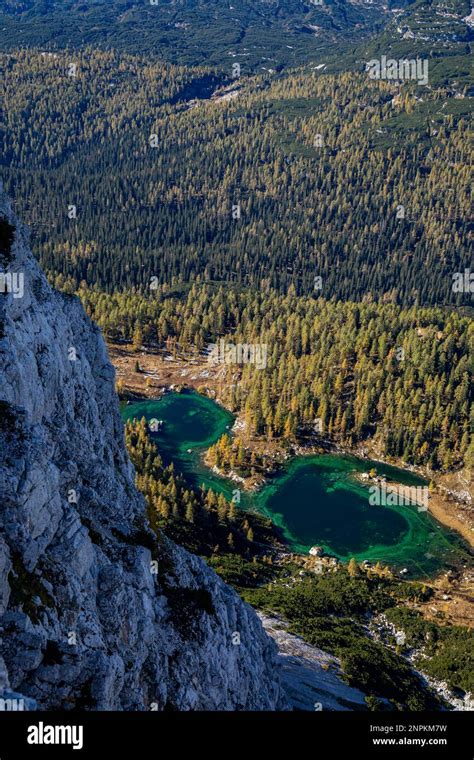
[0,187,286,711]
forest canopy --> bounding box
[0,48,472,306]
[81,283,473,472]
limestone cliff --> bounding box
[0,188,286,711]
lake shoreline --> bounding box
[122,386,474,626]
[202,431,474,554]
[111,341,473,552]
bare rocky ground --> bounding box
[258,613,368,711]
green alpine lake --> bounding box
[122,390,471,578]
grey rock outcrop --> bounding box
[0,187,286,711]
[259,613,368,711]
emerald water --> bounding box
[122,391,471,578]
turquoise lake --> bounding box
[122,390,472,578]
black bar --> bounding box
[0,710,472,757]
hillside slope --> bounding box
[0,0,409,70]
[356,0,474,87]
[1,49,471,305]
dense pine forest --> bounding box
[1,44,471,470]
[1,48,472,305]
[0,0,409,71]
[83,284,473,472]
[0,0,471,80]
